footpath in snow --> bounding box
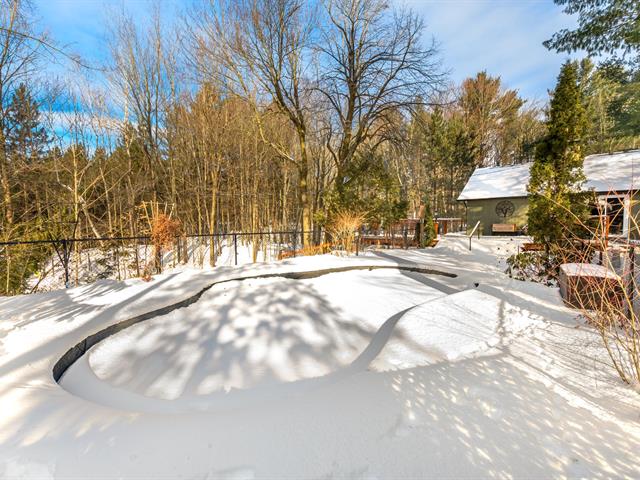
[1,235,639,479]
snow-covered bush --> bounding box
[506,251,558,286]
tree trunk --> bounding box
[0,140,13,226]
[209,174,218,267]
[299,161,312,247]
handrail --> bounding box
[468,221,481,250]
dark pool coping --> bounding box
[53,264,456,383]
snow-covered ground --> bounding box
[1,235,640,479]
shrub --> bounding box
[555,232,639,386]
[421,200,436,247]
[506,251,559,286]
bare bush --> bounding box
[150,213,182,273]
[553,193,639,386]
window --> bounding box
[590,194,629,237]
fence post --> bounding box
[293,231,297,257]
[626,245,635,319]
[233,233,238,266]
[61,239,71,288]
[355,231,359,256]
[143,236,149,272]
[134,238,141,277]
[156,244,162,274]
[183,235,189,264]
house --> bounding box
[457,150,640,238]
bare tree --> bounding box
[188,0,442,244]
[0,0,45,228]
[188,0,316,244]
[107,7,176,201]
[318,0,443,197]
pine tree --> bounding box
[420,198,436,247]
[5,83,48,163]
[544,0,640,62]
[527,61,589,247]
[459,71,525,166]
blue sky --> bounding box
[405,0,579,101]
[34,0,579,102]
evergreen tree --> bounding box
[5,83,48,163]
[527,61,589,247]
[544,0,640,62]
[459,71,526,166]
[420,198,436,247]
[578,58,640,152]
[325,148,408,230]
[578,58,617,151]
[607,65,640,138]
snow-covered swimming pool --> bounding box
[58,268,448,410]
[58,264,541,414]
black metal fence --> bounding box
[0,230,316,294]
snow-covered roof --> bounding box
[458,150,640,201]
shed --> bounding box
[457,150,640,237]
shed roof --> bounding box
[457,150,640,201]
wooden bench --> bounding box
[521,242,545,252]
[491,223,517,234]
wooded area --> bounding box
[1,0,639,293]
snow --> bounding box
[584,150,640,193]
[458,149,640,200]
[72,270,446,405]
[560,262,621,279]
[458,162,531,200]
[372,289,542,371]
[1,235,640,478]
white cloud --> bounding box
[399,0,581,100]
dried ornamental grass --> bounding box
[327,209,366,254]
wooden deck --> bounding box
[359,235,419,248]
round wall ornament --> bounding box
[495,200,515,219]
